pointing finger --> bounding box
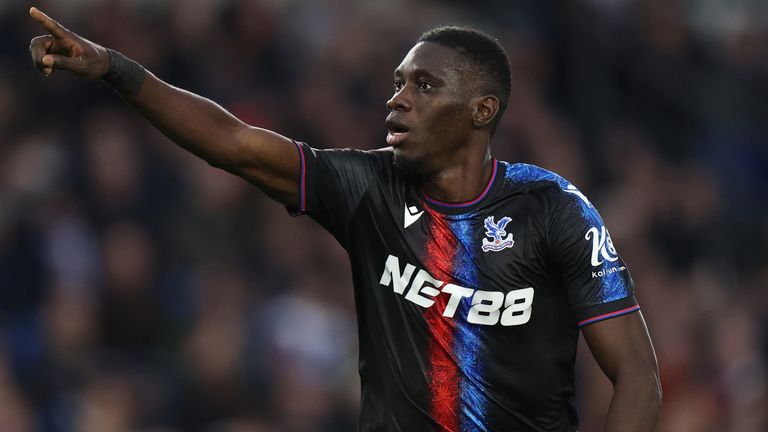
[29,7,69,40]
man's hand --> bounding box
[28,7,109,79]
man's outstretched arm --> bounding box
[28,7,299,207]
[582,311,662,431]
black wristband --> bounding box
[101,49,146,96]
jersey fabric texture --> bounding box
[289,141,639,432]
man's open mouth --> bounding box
[386,119,410,146]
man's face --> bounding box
[386,42,476,175]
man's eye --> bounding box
[393,81,404,91]
[418,82,434,90]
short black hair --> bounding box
[417,26,511,134]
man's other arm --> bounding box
[28,7,299,207]
[582,311,662,431]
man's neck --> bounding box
[421,148,494,204]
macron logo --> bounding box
[404,204,424,229]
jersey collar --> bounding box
[421,159,501,215]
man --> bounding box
[29,7,661,432]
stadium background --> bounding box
[1,0,766,430]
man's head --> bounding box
[416,26,511,133]
[386,27,511,174]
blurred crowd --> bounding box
[0,0,767,431]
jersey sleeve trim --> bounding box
[578,305,640,327]
[575,295,639,327]
[289,140,307,215]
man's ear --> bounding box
[470,95,500,129]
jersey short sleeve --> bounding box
[289,141,388,248]
[546,186,639,327]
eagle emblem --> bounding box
[481,216,515,252]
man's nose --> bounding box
[386,87,412,111]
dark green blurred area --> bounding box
[0,0,766,431]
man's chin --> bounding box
[392,149,422,177]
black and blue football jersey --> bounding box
[290,141,638,432]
